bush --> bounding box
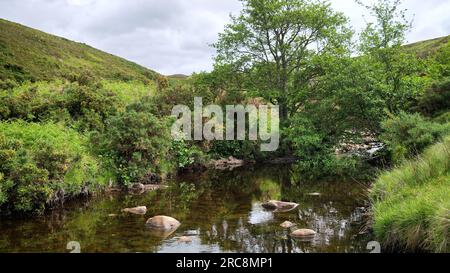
[381,112,450,163]
[285,114,363,178]
[171,140,208,169]
[415,78,450,117]
[96,100,172,186]
[0,121,104,214]
[372,136,450,252]
[0,80,120,132]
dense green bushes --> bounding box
[381,112,450,163]
[371,136,450,252]
[0,121,106,214]
[95,100,173,186]
[0,80,120,131]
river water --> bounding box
[0,164,373,253]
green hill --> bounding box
[405,35,450,58]
[0,18,158,83]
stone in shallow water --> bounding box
[280,221,297,229]
[122,206,147,215]
[291,229,317,237]
[146,215,181,230]
[178,236,193,243]
[262,200,299,212]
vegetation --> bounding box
[0,121,106,214]
[372,136,450,252]
[0,19,157,83]
[381,112,450,163]
[0,0,449,253]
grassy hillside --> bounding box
[405,35,450,58]
[0,18,158,83]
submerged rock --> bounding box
[280,221,297,229]
[146,215,181,231]
[291,229,317,237]
[122,206,147,215]
[178,236,193,243]
[262,200,299,212]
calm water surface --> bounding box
[0,164,373,253]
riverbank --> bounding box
[371,135,450,253]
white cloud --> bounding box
[0,0,449,75]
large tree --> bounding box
[213,0,352,124]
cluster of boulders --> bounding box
[262,200,317,240]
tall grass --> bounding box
[371,135,450,252]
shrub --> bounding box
[381,112,450,163]
[0,121,103,214]
[415,78,450,117]
[171,139,208,169]
[97,100,172,186]
[0,80,120,132]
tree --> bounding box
[358,0,424,114]
[214,0,351,125]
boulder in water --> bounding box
[178,236,193,243]
[262,200,299,212]
[291,229,316,237]
[280,221,297,229]
[146,215,181,231]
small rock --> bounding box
[280,221,297,229]
[291,229,317,237]
[130,183,145,193]
[262,200,299,212]
[108,214,117,217]
[307,193,321,196]
[178,236,193,243]
[122,206,147,215]
[146,215,181,230]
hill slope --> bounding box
[0,18,158,83]
[405,35,450,58]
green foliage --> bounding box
[381,112,450,163]
[415,79,450,117]
[0,19,157,83]
[372,136,450,252]
[285,114,362,178]
[209,140,265,161]
[214,0,352,123]
[0,121,104,214]
[0,79,125,132]
[171,140,208,169]
[96,99,172,185]
[358,0,426,114]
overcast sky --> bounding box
[1,0,449,75]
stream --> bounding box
[0,164,374,253]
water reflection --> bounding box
[0,164,373,253]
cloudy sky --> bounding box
[1,0,449,75]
